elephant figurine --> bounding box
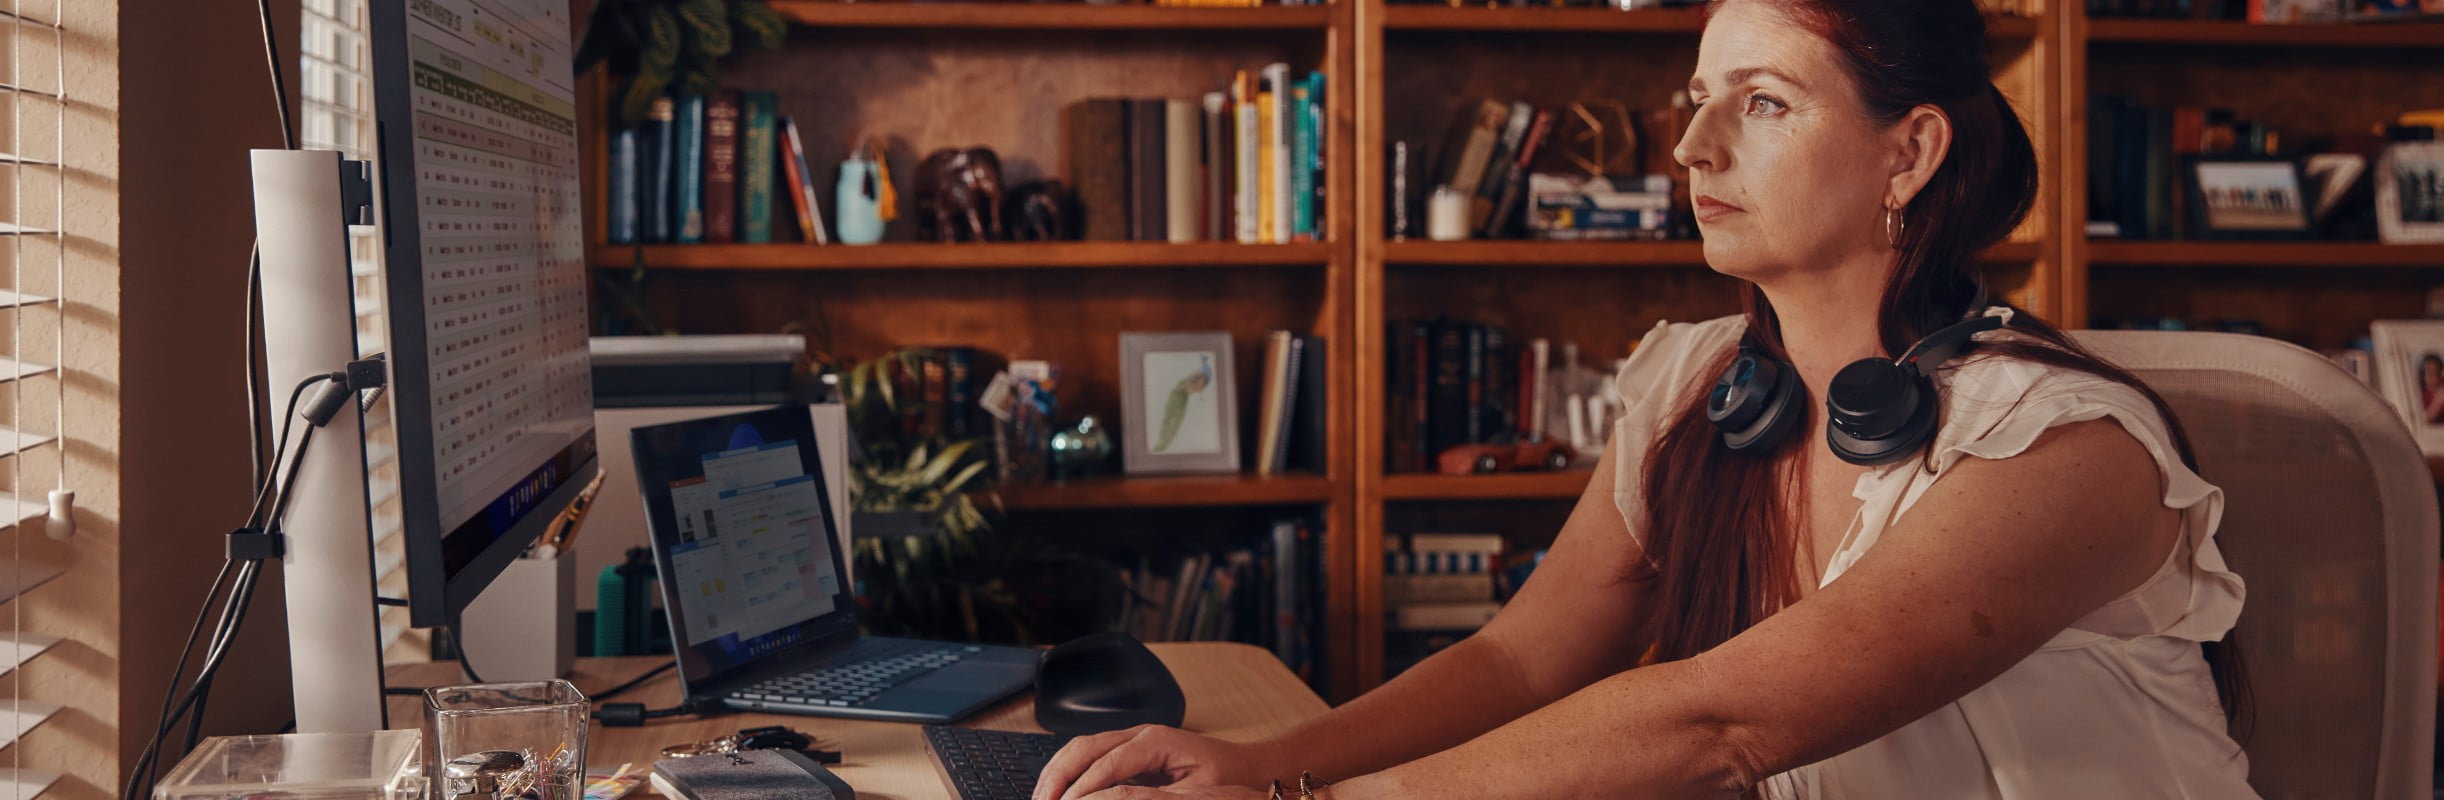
[914,147,1007,243]
[1004,180,1079,242]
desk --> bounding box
[387,642,1327,800]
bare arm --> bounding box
[1321,419,2187,798]
[1238,435,1663,782]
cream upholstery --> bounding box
[2075,330,2439,799]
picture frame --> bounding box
[1119,331,1240,475]
[2181,155,2312,240]
[2376,141,2444,244]
[2369,320,2444,457]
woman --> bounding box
[1035,0,2253,795]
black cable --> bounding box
[256,0,297,151]
[138,561,234,793]
[591,661,677,702]
[248,374,334,527]
[444,616,488,685]
[244,244,265,497]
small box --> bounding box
[154,730,422,800]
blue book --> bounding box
[1305,72,1326,239]
[608,128,638,244]
[672,93,707,243]
[639,95,676,243]
[1290,81,1313,241]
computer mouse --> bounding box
[1033,632,1187,736]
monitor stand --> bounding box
[250,149,385,733]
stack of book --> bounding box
[880,346,998,442]
[1384,319,1563,474]
[1390,97,1689,241]
[1253,331,1328,476]
[1064,64,1328,243]
[1154,0,1330,6]
[1116,516,1328,682]
[1383,532,1504,677]
[609,90,829,246]
[1528,173,1676,240]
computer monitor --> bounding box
[368,0,599,630]
[249,0,595,734]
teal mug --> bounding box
[835,158,885,245]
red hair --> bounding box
[1636,1,2247,778]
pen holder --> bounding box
[458,550,575,681]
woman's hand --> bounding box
[1033,725,1275,800]
[1081,785,1274,800]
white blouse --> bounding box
[1608,315,2256,799]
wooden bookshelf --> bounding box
[1379,5,1706,33]
[2087,241,2444,269]
[1378,471,1592,501]
[989,474,1336,510]
[771,1,1334,30]
[2086,18,2444,48]
[589,242,1333,271]
[1380,240,2042,267]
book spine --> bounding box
[1234,73,1259,244]
[781,116,829,244]
[1464,324,1486,445]
[672,93,707,243]
[1388,140,1416,240]
[1166,99,1201,243]
[703,92,742,243]
[1202,92,1229,242]
[1290,81,1315,242]
[1471,102,1531,232]
[1068,98,1130,242]
[639,95,676,243]
[1291,333,1326,473]
[1130,98,1170,242]
[1271,333,1302,475]
[1306,72,1327,240]
[1263,63,1292,244]
[1481,108,1554,239]
[1255,331,1289,476]
[1256,81,1277,244]
[1429,321,1467,461]
[608,127,638,244]
[1411,321,1432,471]
[740,91,779,244]
[1528,338,1550,442]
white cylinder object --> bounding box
[1427,187,1470,241]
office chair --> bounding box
[2076,330,2439,799]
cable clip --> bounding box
[226,526,284,561]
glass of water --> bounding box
[423,680,589,800]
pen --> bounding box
[532,471,606,560]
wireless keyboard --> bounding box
[922,725,1070,800]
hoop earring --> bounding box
[1884,206,1905,250]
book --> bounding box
[1262,63,1292,244]
[1481,107,1555,238]
[1165,98,1201,243]
[672,93,706,243]
[1128,97,1170,242]
[703,92,742,243]
[1526,338,1550,442]
[780,115,829,245]
[1387,140,1418,239]
[1305,71,1327,240]
[1234,72,1260,244]
[1202,92,1230,242]
[1256,79,1277,244]
[1439,99,1511,213]
[1287,333,1326,473]
[1066,98,1131,241]
[1471,101,1533,232]
[1290,80,1315,242]
[639,95,676,243]
[739,91,780,243]
[1428,320,1467,461]
[608,127,638,244]
[1255,330,1294,476]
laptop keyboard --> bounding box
[924,725,1068,800]
[730,638,987,708]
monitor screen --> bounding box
[630,406,855,684]
[372,0,599,626]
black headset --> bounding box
[1706,287,2005,466]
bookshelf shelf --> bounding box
[770,1,1335,30]
[1379,471,1592,501]
[1380,240,2041,267]
[988,474,1335,510]
[2086,241,2444,269]
[1379,7,2036,38]
[2086,19,2444,48]
[589,242,1334,271]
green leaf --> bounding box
[731,0,789,51]
[678,0,733,59]
[640,5,683,73]
[615,72,670,130]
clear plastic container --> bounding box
[153,730,424,800]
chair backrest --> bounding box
[2074,330,2438,800]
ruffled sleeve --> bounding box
[1869,360,2245,645]
[1608,316,1745,558]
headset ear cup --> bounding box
[1715,355,1805,453]
[1825,373,1940,466]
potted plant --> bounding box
[574,0,788,129]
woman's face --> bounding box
[1675,0,1903,283]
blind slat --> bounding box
[0,632,60,677]
[0,768,61,800]
[0,705,61,749]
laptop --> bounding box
[630,405,1039,723]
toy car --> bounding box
[1437,439,1576,475]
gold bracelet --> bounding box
[1267,772,1333,800]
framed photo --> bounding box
[2370,320,2444,457]
[1119,331,1240,475]
[2376,141,2444,244]
[2181,156,2312,239]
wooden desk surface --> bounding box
[387,642,1327,800]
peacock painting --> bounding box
[1150,354,1215,454]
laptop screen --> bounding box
[630,405,856,684]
